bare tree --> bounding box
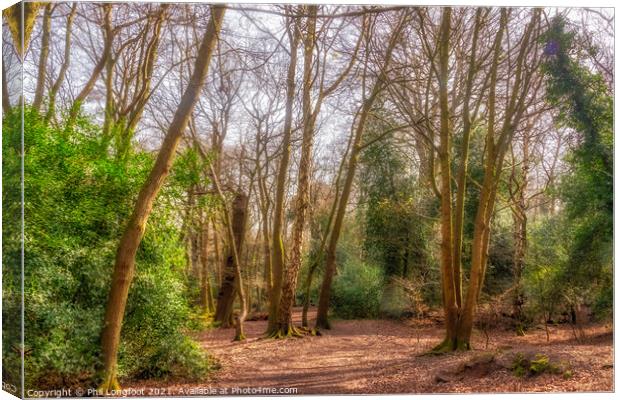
[99,5,226,392]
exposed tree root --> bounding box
[426,338,471,355]
[233,315,246,341]
[265,324,316,339]
[97,370,121,395]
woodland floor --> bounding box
[124,307,613,395]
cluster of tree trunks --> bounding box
[432,8,543,351]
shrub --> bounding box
[330,259,384,319]
[3,109,211,388]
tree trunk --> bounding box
[261,209,272,307]
[33,3,52,111]
[301,261,317,328]
[455,9,538,347]
[255,153,272,309]
[67,4,113,126]
[267,12,300,333]
[213,220,223,288]
[214,193,248,326]
[432,7,463,352]
[315,14,405,329]
[274,5,317,337]
[102,53,115,139]
[45,3,77,123]
[98,6,225,392]
[200,216,215,313]
[511,131,530,333]
[209,163,249,341]
[512,191,527,332]
[452,9,483,310]
[2,62,11,114]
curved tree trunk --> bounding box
[98,6,226,393]
[315,13,406,330]
[67,4,113,126]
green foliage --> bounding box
[523,216,566,321]
[2,107,24,389]
[359,119,437,290]
[3,109,212,388]
[510,353,567,378]
[536,16,613,320]
[330,259,384,319]
[543,18,613,263]
[484,212,517,295]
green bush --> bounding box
[3,109,212,388]
[330,259,384,319]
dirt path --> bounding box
[126,308,613,395]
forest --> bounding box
[1,2,614,396]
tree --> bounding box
[32,3,52,111]
[213,191,249,327]
[45,3,77,122]
[103,4,170,157]
[266,9,300,332]
[315,10,409,329]
[541,16,613,312]
[269,5,364,336]
[389,7,544,350]
[272,4,319,337]
[98,5,226,392]
[67,4,113,125]
[453,9,543,348]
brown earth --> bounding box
[124,307,613,395]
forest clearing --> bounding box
[2,2,614,397]
[122,308,613,395]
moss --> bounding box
[97,370,121,394]
[455,339,471,351]
[530,354,552,374]
[265,324,307,340]
[428,338,471,355]
[510,352,570,378]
